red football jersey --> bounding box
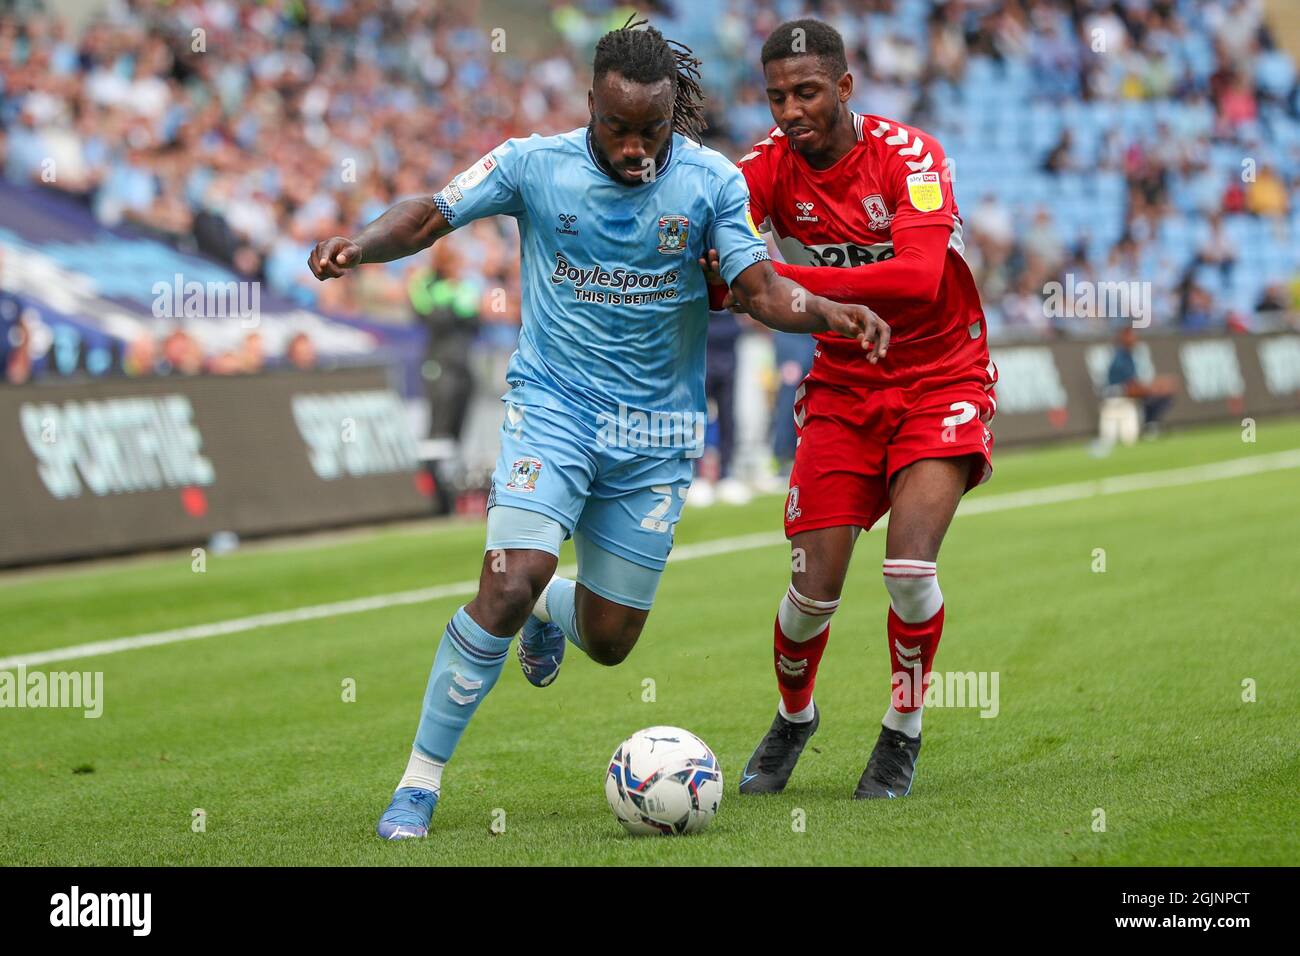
[739,111,992,389]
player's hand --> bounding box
[822,302,890,364]
[309,237,363,280]
[697,247,725,286]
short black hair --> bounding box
[760,18,849,78]
[593,15,707,141]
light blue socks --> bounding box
[413,606,513,762]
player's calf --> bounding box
[880,559,944,738]
[527,533,659,674]
[575,592,646,665]
[521,573,647,685]
[378,604,517,839]
[852,558,944,800]
[378,548,554,840]
[773,584,838,722]
[740,582,841,794]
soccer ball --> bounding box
[605,726,723,836]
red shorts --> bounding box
[784,372,996,537]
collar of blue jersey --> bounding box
[585,123,673,186]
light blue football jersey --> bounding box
[433,128,770,458]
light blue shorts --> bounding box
[484,399,693,609]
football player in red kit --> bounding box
[709,19,997,799]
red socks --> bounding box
[774,617,830,715]
[887,605,945,712]
[773,586,839,718]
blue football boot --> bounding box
[517,614,565,687]
[376,787,438,840]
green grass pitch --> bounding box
[2,418,1297,866]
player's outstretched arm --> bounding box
[308,198,454,280]
[725,258,891,364]
[769,223,950,308]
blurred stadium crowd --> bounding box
[1,0,1298,467]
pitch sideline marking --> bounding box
[3,449,1297,669]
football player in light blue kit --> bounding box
[308,17,888,840]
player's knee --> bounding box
[778,585,840,640]
[789,528,858,602]
[882,560,944,623]
[476,570,544,634]
[886,522,945,562]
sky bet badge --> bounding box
[657,215,689,254]
[506,457,542,492]
[905,171,942,212]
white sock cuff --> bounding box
[883,703,923,737]
[397,748,445,794]
[778,585,840,642]
[532,576,558,624]
[779,698,816,724]
[883,559,943,623]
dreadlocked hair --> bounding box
[592,14,707,142]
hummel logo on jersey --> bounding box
[795,201,818,223]
[556,213,579,235]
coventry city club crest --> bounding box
[506,457,542,493]
[657,215,689,255]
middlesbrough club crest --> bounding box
[786,486,802,522]
[862,194,893,230]
[657,215,689,254]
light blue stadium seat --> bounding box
[1195,264,1225,294]
[966,56,997,86]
